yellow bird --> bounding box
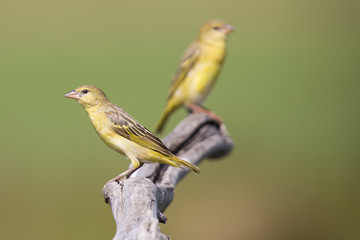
[154,19,234,133]
[65,85,200,181]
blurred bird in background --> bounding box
[65,85,200,182]
[154,19,234,133]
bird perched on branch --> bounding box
[65,85,200,182]
[154,19,234,133]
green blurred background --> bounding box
[0,0,359,239]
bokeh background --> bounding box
[1,0,359,239]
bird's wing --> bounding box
[167,42,201,99]
[105,106,173,157]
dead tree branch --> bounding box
[102,113,233,240]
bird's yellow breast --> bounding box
[87,110,126,154]
[184,44,225,103]
[186,62,220,101]
[86,107,161,163]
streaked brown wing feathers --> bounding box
[168,42,201,99]
[105,106,173,157]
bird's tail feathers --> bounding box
[173,156,200,173]
[154,102,180,134]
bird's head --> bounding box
[198,19,234,44]
[65,85,108,110]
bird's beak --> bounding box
[64,90,80,100]
[224,24,235,34]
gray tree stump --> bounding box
[102,113,233,240]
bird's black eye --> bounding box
[213,26,221,31]
[82,89,89,94]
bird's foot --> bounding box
[101,165,141,195]
[185,103,223,127]
[101,176,127,195]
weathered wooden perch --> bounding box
[102,113,233,240]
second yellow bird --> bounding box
[154,19,234,133]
